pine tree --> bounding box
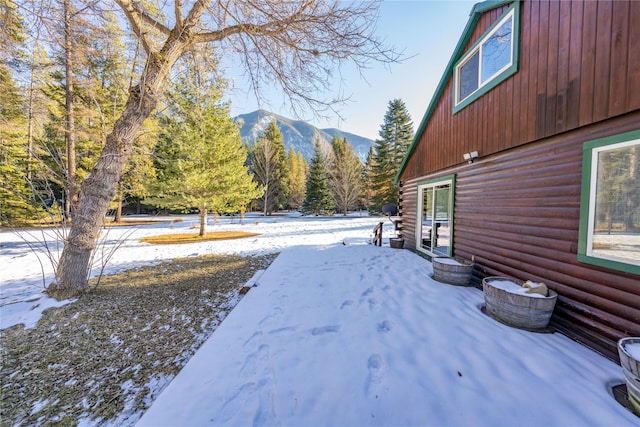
[368,137,395,212]
[149,79,262,236]
[0,6,36,225]
[0,65,35,225]
[381,99,414,166]
[368,98,414,212]
[250,120,289,215]
[114,119,158,220]
[328,136,363,215]
[287,146,308,210]
[303,139,334,215]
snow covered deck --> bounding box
[137,244,637,426]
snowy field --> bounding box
[1,213,637,426]
[0,212,386,329]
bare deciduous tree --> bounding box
[48,0,397,298]
[328,137,363,215]
[250,137,277,217]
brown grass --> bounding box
[140,231,260,245]
[0,252,277,426]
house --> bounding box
[396,0,639,360]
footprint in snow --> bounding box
[258,307,283,327]
[340,300,354,309]
[311,325,341,336]
[377,320,393,333]
[240,344,270,377]
[366,354,384,397]
[360,287,374,297]
[217,382,257,423]
[243,331,264,351]
[268,326,296,335]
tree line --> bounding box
[0,0,409,298]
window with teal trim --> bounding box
[578,130,640,275]
[453,3,519,113]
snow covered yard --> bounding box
[0,213,387,329]
[138,244,638,427]
[1,214,637,426]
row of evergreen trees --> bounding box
[244,98,415,218]
[0,0,414,227]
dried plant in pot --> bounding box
[432,256,474,286]
[482,277,557,331]
[618,337,640,416]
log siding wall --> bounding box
[401,113,640,360]
[399,0,640,360]
[402,0,640,178]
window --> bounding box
[453,3,519,113]
[416,176,455,258]
[578,130,640,275]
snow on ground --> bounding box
[137,243,637,426]
[1,213,637,426]
[0,212,388,329]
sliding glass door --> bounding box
[416,176,455,257]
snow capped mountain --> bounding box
[235,110,374,162]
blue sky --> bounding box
[226,1,476,140]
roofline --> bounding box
[394,0,516,184]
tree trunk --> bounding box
[52,35,188,299]
[26,66,35,181]
[115,194,123,223]
[200,204,207,237]
[64,0,78,219]
[263,184,268,217]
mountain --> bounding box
[235,110,374,162]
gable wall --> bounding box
[397,0,640,360]
[401,0,640,181]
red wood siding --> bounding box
[399,112,640,361]
[401,0,640,180]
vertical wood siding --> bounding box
[402,0,640,180]
[399,113,640,360]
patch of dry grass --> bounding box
[0,253,277,426]
[140,231,260,245]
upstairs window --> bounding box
[453,3,519,113]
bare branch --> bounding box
[112,0,159,54]
[175,0,183,31]
[191,0,399,118]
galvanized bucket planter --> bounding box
[390,237,404,249]
[618,337,640,416]
[483,276,557,330]
[432,256,474,286]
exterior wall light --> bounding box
[463,151,479,163]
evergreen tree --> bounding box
[328,136,363,215]
[250,120,289,214]
[0,6,36,225]
[149,79,262,236]
[368,98,414,212]
[114,119,158,220]
[303,139,334,215]
[0,65,35,225]
[368,136,395,212]
[382,98,414,166]
[287,146,308,210]
[33,6,134,218]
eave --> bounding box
[394,0,516,184]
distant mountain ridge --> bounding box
[235,110,374,162]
